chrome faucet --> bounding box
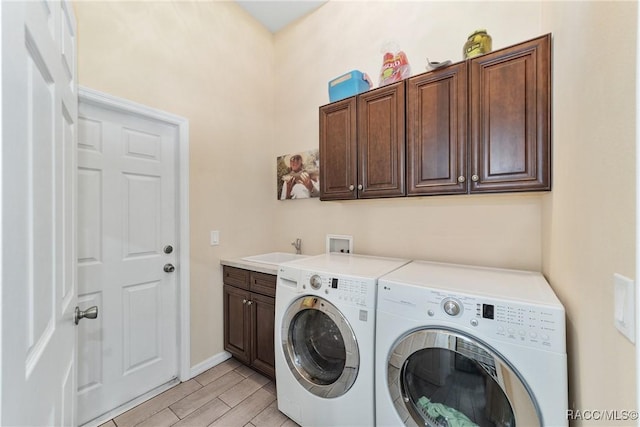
[291,238,302,255]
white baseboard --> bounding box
[80,352,232,427]
[189,351,232,378]
[80,378,180,427]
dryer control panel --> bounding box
[423,289,565,353]
[378,282,565,353]
[300,271,375,309]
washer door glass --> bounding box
[388,329,541,427]
[282,296,359,398]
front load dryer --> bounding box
[376,260,568,427]
[275,253,409,427]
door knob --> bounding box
[164,263,175,273]
[74,306,98,325]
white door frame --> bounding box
[636,0,640,418]
[78,86,191,382]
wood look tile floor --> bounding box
[99,358,299,427]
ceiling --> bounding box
[235,1,327,33]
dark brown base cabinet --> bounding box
[321,34,551,199]
[223,266,276,379]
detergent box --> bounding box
[328,70,371,103]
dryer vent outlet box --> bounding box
[326,234,353,254]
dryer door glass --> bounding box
[281,296,359,398]
[388,328,541,427]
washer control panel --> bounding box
[300,271,374,308]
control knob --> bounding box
[442,298,462,316]
[310,274,322,290]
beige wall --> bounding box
[541,1,637,423]
[75,1,277,365]
[75,0,637,423]
[75,0,546,365]
[271,1,546,268]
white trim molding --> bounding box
[636,2,640,419]
[190,351,233,378]
[79,379,180,427]
[78,86,191,381]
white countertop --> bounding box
[220,257,279,275]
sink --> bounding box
[241,252,308,266]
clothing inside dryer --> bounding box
[290,309,346,385]
[401,345,514,427]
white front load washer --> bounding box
[376,260,567,427]
[275,253,409,427]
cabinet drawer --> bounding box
[250,271,277,297]
[223,266,249,289]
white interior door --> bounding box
[76,93,180,425]
[1,1,78,426]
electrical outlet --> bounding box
[210,230,220,246]
[614,273,635,343]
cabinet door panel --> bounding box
[319,98,357,200]
[470,34,550,192]
[223,285,250,364]
[250,293,275,379]
[407,63,467,195]
[358,82,406,198]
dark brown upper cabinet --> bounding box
[320,82,405,200]
[319,97,357,200]
[321,34,551,200]
[407,61,468,195]
[407,34,551,196]
[469,34,551,193]
[357,82,406,198]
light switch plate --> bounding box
[614,273,635,343]
[210,230,220,246]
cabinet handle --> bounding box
[357,184,363,190]
[247,300,253,306]
[348,185,355,191]
[242,299,247,304]
[457,176,466,183]
[471,174,479,182]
